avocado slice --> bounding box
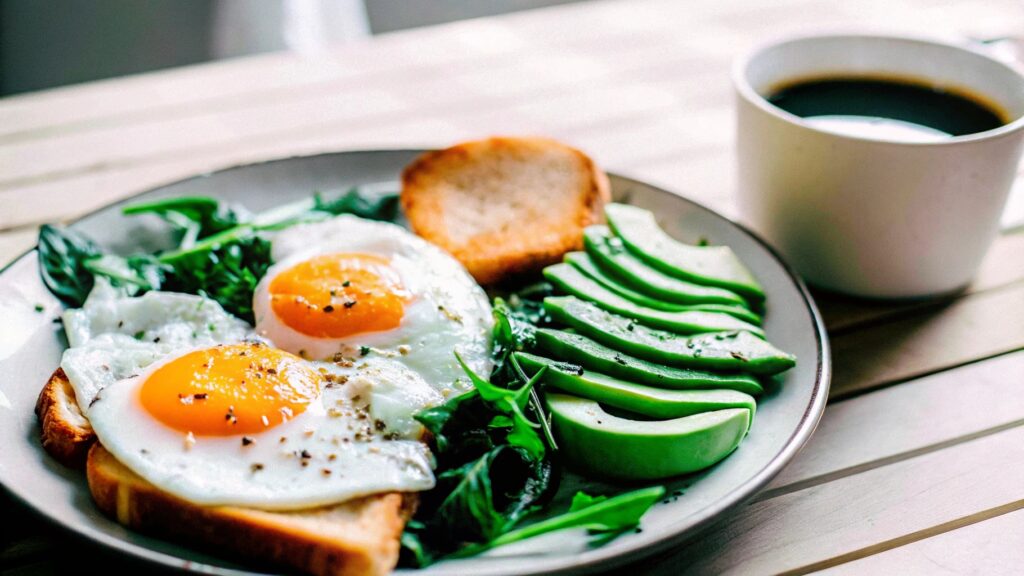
[547,393,752,480]
[517,352,756,419]
[584,226,748,308]
[605,204,765,304]
[532,329,763,395]
[543,264,764,336]
[544,297,796,375]
[563,251,761,324]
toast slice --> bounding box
[38,370,415,576]
[35,368,95,468]
[87,444,413,576]
[401,137,610,285]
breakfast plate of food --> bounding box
[0,138,829,575]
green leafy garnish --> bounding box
[36,188,398,322]
[452,486,665,558]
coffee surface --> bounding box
[767,76,1007,139]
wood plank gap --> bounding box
[753,416,1024,503]
[831,345,1024,402]
[779,501,1024,576]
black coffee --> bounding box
[767,76,1008,139]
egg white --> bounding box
[60,280,253,413]
[254,215,494,397]
[86,348,436,510]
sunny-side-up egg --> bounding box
[253,214,495,398]
[85,341,436,509]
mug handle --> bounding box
[969,37,1024,232]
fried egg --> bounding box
[60,280,253,412]
[253,215,493,396]
[85,342,435,510]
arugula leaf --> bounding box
[402,446,556,567]
[451,486,665,558]
[160,236,272,323]
[37,225,103,307]
[122,196,245,245]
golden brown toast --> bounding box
[87,444,413,576]
[401,137,610,285]
[35,368,95,468]
[38,370,416,576]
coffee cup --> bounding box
[734,34,1024,298]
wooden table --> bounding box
[3,0,1024,573]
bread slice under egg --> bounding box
[401,136,611,285]
[37,369,415,576]
[36,368,96,468]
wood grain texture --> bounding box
[647,424,1024,575]
[816,508,1024,575]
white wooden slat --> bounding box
[815,508,1024,575]
[0,31,726,191]
[829,282,1024,398]
[646,423,1024,575]
[761,351,1024,498]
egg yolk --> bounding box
[140,343,320,436]
[268,252,409,338]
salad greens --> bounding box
[37,187,398,321]
[400,301,661,566]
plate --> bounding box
[0,150,830,575]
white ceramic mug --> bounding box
[734,34,1024,298]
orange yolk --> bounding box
[139,343,320,436]
[268,252,409,338]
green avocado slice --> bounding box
[517,352,756,419]
[543,264,764,337]
[562,251,761,324]
[605,204,765,304]
[543,296,796,375]
[546,393,751,480]
[584,226,748,308]
[532,328,763,395]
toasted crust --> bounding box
[401,137,610,285]
[87,444,414,576]
[35,368,95,469]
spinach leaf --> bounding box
[451,486,665,559]
[37,224,103,307]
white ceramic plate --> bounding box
[0,150,830,575]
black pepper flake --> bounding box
[251,463,264,472]
[194,393,208,400]
[323,305,335,313]
[342,280,351,287]
[300,449,312,459]
[344,300,357,309]
[279,436,287,444]
[614,355,627,365]
[374,419,387,431]
[241,436,254,446]
[117,320,124,328]
[359,346,370,356]
[322,468,332,476]
[266,368,277,375]
[153,336,161,343]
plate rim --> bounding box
[1,148,832,575]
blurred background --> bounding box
[0,0,585,96]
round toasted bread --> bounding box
[401,137,610,285]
